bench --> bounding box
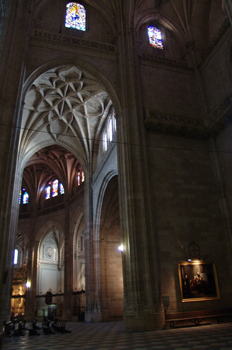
[42,317,55,335]
[52,319,71,333]
[165,309,232,329]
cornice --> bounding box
[139,52,192,72]
[207,91,232,129]
[31,29,117,55]
[145,92,232,138]
[144,109,208,139]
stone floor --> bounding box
[2,321,232,350]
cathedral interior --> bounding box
[0,0,232,332]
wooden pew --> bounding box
[52,319,71,333]
[165,308,232,329]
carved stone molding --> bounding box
[141,53,189,68]
[144,109,208,138]
[207,91,232,128]
[32,29,116,53]
[145,95,232,138]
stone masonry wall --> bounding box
[146,132,232,313]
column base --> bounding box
[24,308,36,322]
[123,312,165,331]
[63,309,73,321]
[85,312,102,323]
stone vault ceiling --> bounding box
[22,145,82,206]
[20,66,112,166]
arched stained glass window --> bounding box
[52,179,59,197]
[60,183,65,195]
[45,180,65,199]
[14,249,18,265]
[103,132,108,151]
[19,190,22,204]
[77,172,81,186]
[77,169,85,186]
[147,26,163,49]
[22,191,29,204]
[45,185,51,199]
[65,2,86,31]
[108,118,113,142]
[102,112,117,153]
[81,171,85,182]
[19,188,29,204]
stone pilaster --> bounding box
[0,0,34,326]
[24,241,38,321]
[84,165,102,323]
[116,7,164,331]
[63,205,73,320]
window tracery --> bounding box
[65,2,86,31]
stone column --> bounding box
[116,12,164,331]
[24,240,39,321]
[85,169,102,322]
[63,204,73,320]
[0,0,34,326]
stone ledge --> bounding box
[32,29,116,53]
[144,109,208,139]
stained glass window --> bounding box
[45,185,51,199]
[103,132,108,151]
[81,171,85,182]
[108,118,113,142]
[19,190,22,204]
[45,180,64,198]
[65,2,86,31]
[19,188,29,204]
[77,172,81,186]
[60,183,65,195]
[14,249,18,265]
[147,26,163,49]
[113,114,117,132]
[52,179,58,197]
[22,191,29,204]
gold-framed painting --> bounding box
[178,261,220,302]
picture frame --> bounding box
[178,261,220,302]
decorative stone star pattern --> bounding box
[20,66,111,163]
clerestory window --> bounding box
[65,2,86,31]
[77,170,85,186]
[147,26,163,49]
[102,113,117,152]
[45,179,65,199]
[19,188,29,204]
[13,249,19,265]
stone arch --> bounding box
[36,220,64,245]
[71,209,85,291]
[97,174,123,321]
[94,169,118,242]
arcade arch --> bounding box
[14,63,122,321]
